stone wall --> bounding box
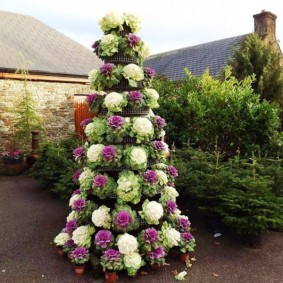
[0,78,91,151]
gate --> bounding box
[74,94,95,139]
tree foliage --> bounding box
[154,68,280,155]
[227,33,283,103]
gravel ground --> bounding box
[0,174,282,283]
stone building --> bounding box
[0,11,101,150]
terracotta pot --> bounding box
[150,263,161,270]
[74,264,86,276]
[56,247,65,257]
[180,253,190,264]
[105,271,118,283]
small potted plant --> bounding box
[70,246,90,276]
[54,232,70,257]
[1,149,25,175]
[178,232,196,264]
[145,245,166,269]
[100,248,124,283]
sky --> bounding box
[1,0,283,55]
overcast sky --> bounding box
[1,0,282,55]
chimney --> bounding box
[253,10,277,43]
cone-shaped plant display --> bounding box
[54,11,195,277]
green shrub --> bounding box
[29,135,80,199]
[153,68,280,155]
[174,146,283,238]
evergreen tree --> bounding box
[228,33,283,103]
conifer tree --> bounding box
[228,33,283,103]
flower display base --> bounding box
[102,52,137,65]
[74,264,86,276]
[56,247,65,257]
[105,271,118,283]
[180,253,190,264]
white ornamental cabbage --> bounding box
[123,64,144,81]
[141,200,164,225]
[163,186,179,200]
[84,122,95,136]
[79,167,94,190]
[132,118,154,136]
[124,252,142,269]
[104,92,124,109]
[99,11,124,32]
[91,205,111,229]
[101,34,117,46]
[145,88,159,101]
[131,148,147,164]
[140,43,151,59]
[87,144,104,162]
[54,232,70,246]
[124,13,142,33]
[72,225,95,248]
[156,170,168,185]
[66,210,78,222]
[164,227,181,248]
[88,69,98,82]
[117,233,138,255]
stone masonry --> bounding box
[0,79,91,151]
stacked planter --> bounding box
[54,12,195,280]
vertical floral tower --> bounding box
[54,12,195,279]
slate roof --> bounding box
[0,11,101,77]
[145,34,250,80]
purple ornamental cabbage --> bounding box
[166,200,177,214]
[80,118,92,128]
[93,174,107,188]
[152,141,166,151]
[91,41,99,49]
[72,170,81,183]
[115,211,132,228]
[179,217,191,231]
[144,170,158,184]
[104,248,121,261]
[155,116,166,128]
[168,165,179,178]
[145,67,156,77]
[144,228,159,244]
[73,199,86,212]
[148,246,165,259]
[65,239,75,248]
[85,93,98,103]
[95,230,113,248]
[65,220,78,234]
[73,147,85,160]
[181,232,194,242]
[107,116,124,129]
[72,247,89,259]
[128,33,141,47]
[102,146,116,161]
[100,63,114,76]
[128,91,143,102]
[72,189,81,196]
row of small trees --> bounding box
[153,34,283,244]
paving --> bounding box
[0,174,283,283]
